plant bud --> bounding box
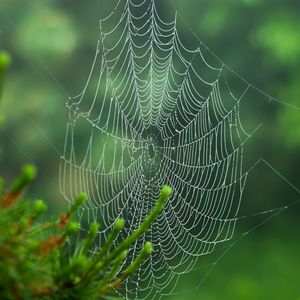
[33,200,48,215]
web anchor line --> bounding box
[247,158,300,194]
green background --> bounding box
[0,0,299,299]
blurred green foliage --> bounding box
[0,0,299,299]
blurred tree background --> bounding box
[0,0,299,299]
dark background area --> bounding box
[0,0,299,299]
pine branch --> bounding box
[0,166,171,300]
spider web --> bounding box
[59,0,299,299]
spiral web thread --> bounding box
[59,0,295,299]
